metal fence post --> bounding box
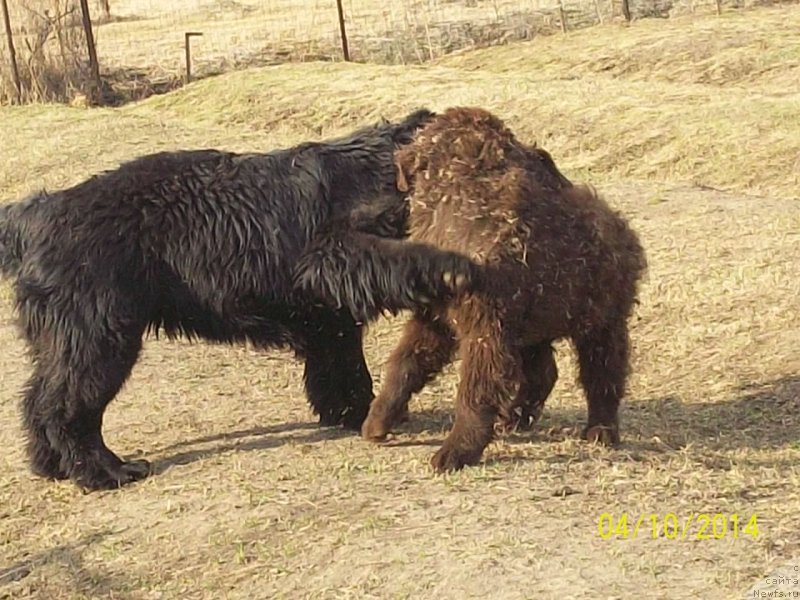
[78,0,103,99]
[335,0,350,61]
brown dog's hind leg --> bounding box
[575,318,630,446]
[362,313,456,441]
[497,341,558,434]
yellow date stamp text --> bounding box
[597,512,759,540]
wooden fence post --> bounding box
[593,0,604,23]
[78,0,103,100]
[621,0,631,21]
[184,31,202,83]
[335,0,350,61]
[558,0,568,32]
[1,0,21,103]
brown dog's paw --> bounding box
[495,402,545,434]
[361,405,410,442]
[395,406,410,424]
[361,414,391,442]
[581,423,620,446]
[430,443,482,473]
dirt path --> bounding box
[1,183,798,599]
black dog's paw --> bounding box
[411,251,483,305]
[72,457,152,492]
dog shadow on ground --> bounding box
[151,421,354,476]
[617,373,800,454]
[0,529,132,594]
[383,373,799,446]
[151,374,799,473]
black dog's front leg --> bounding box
[294,228,483,322]
[299,312,374,430]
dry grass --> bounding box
[3,7,799,199]
[1,5,800,599]
[2,0,791,103]
[91,0,581,74]
[439,5,800,86]
[89,0,782,79]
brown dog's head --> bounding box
[394,106,572,194]
[392,106,520,193]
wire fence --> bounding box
[0,0,783,105]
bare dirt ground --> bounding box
[1,6,799,599]
[1,182,798,599]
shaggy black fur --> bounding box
[293,224,479,322]
[0,109,482,491]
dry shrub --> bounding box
[345,8,566,65]
[100,65,182,106]
[0,0,94,104]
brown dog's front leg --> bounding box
[431,332,521,473]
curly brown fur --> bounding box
[334,106,646,472]
[0,108,485,491]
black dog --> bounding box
[0,109,480,491]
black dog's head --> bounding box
[381,108,436,146]
[295,108,435,239]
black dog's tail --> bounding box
[0,200,30,279]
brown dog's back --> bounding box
[363,106,646,471]
[395,106,645,341]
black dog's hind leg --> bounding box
[24,350,150,490]
[294,228,483,323]
[295,310,374,430]
[23,370,68,481]
[20,297,149,490]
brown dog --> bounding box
[361,107,647,472]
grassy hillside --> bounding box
[2,5,799,203]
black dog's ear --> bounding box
[404,107,436,126]
[349,194,409,239]
[390,108,435,144]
